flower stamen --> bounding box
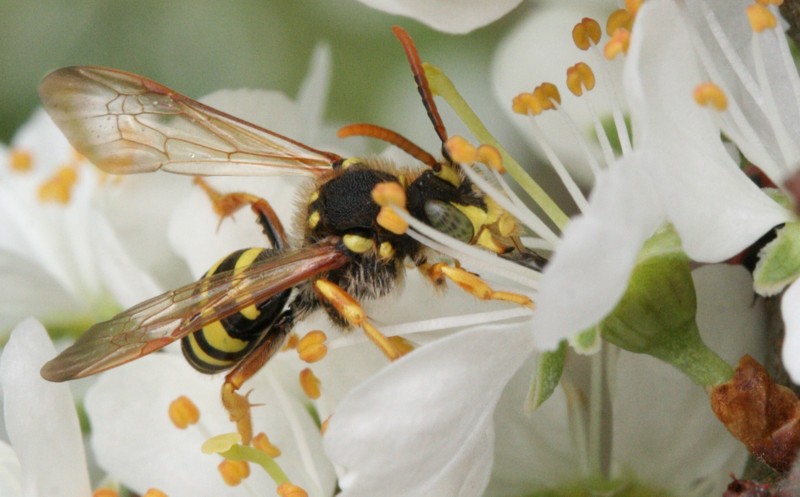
[253,432,282,457]
[168,395,200,429]
[218,459,250,486]
[572,18,602,51]
[606,9,634,37]
[9,149,32,172]
[92,488,119,497]
[693,83,728,111]
[37,165,78,204]
[566,62,596,97]
[604,28,630,60]
[299,367,322,399]
[277,483,309,497]
[372,181,409,235]
[297,330,328,363]
[746,3,778,32]
[142,490,168,497]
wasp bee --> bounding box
[38,26,534,443]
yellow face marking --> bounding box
[453,203,487,236]
[379,241,394,261]
[308,190,319,203]
[234,248,262,320]
[343,233,374,254]
[308,210,321,229]
[435,163,461,187]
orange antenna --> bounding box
[338,123,439,168]
[391,26,450,160]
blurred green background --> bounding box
[1,0,539,160]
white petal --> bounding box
[484,357,575,495]
[324,323,534,497]
[532,157,663,349]
[297,43,333,145]
[627,0,789,261]
[0,318,91,497]
[781,279,800,383]
[613,264,762,492]
[85,353,334,497]
[0,441,22,497]
[354,0,521,34]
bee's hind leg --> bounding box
[222,310,294,445]
[194,177,288,250]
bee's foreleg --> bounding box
[194,177,288,250]
[424,262,534,308]
[222,311,294,445]
[313,279,409,361]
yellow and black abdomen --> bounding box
[181,248,291,374]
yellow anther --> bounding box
[747,3,778,32]
[625,0,643,14]
[377,206,409,235]
[566,62,596,97]
[142,490,169,497]
[756,0,783,5]
[604,28,631,60]
[379,241,395,260]
[9,149,32,172]
[320,416,330,435]
[535,83,561,109]
[37,165,78,204]
[606,9,634,36]
[218,459,250,486]
[388,336,415,357]
[281,332,299,351]
[445,135,478,165]
[299,368,322,399]
[694,82,728,111]
[253,432,282,457]
[477,144,504,173]
[512,92,542,116]
[168,395,200,429]
[277,483,309,497]
[307,210,321,229]
[371,181,407,208]
[297,330,328,363]
[93,489,120,497]
[201,432,242,454]
[572,17,602,51]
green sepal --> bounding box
[753,221,800,296]
[598,227,733,387]
[569,325,601,355]
[526,340,567,412]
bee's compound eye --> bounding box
[423,199,474,243]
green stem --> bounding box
[648,321,734,388]
[423,63,570,230]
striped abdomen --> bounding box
[181,248,291,374]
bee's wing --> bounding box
[41,242,347,381]
[38,66,342,177]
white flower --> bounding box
[0,318,92,497]
[352,0,522,34]
[325,264,762,497]
[0,109,190,335]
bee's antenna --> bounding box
[338,123,439,168]
[391,26,452,163]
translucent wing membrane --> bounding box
[41,241,347,381]
[38,66,342,176]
